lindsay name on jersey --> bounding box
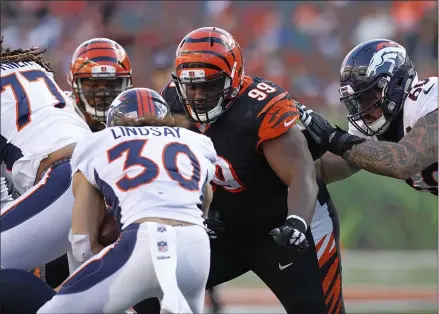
[111,126,182,140]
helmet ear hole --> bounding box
[377,77,388,90]
[387,102,396,113]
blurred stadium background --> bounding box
[2,1,437,313]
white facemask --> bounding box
[365,115,390,135]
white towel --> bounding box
[146,222,192,314]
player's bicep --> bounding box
[201,182,213,215]
[261,126,315,186]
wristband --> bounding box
[68,230,94,264]
[286,214,308,232]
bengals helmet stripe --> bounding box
[180,50,232,72]
[176,62,223,72]
[77,47,114,58]
[76,40,115,50]
[87,56,118,63]
[184,37,234,53]
[183,37,236,65]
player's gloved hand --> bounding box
[204,218,225,240]
[296,101,366,156]
[270,215,309,252]
[300,128,328,161]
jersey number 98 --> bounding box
[107,139,201,192]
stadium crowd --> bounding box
[1,1,437,115]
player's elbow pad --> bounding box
[68,230,94,264]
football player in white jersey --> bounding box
[38,88,217,314]
[44,37,133,292]
[298,39,437,195]
[0,39,92,270]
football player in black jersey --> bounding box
[140,27,346,314]
[298,39,438,196]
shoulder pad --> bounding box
[235,75,300,149]
[403,77,438,130]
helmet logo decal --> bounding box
[91,65,116,78]
[366,46,405,77]
[180,69,205,81]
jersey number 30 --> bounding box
[107,139,201,192]
[1,69,66,131]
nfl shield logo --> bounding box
[157,225,167,233]
[101,66,107,72]
[189,71,195,77]
[157,241,168,253]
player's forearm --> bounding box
[287,165,318,225]
[71,197,104,244]
[201,183,213,218]
[71,173,106,244]
[343,111,438,179]
[317,152,360,184]
[343,141,428,179]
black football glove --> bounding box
[300,128,328,161]
[296,101,366,156]
[270,215,309,252]
[204,218,225,240]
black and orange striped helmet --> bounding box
[106,88,170,127]
[172,27,244,124]
[68,38,133,122]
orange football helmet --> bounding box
[172,27,244,123]
[68,38,133,122]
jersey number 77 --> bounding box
[107,139,201,192]
[1,69,66,131]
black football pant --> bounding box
[45,253,69,288]
[205,207,345,314]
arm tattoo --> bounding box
[343,110,438,179]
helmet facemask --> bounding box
[72,67,132,122]
[341,76,401,136]
[172,69,235,124]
